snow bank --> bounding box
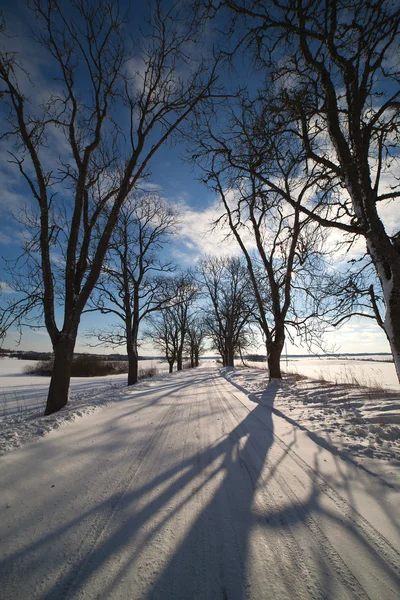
[2,357,399,479]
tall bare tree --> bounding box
[145,273,200,372]
[185,316,207,368]
[0,0,218,414]
[199,255,255,367]
[169,274,200,371]
[192,99,331,377]
[86,193,178,385]
[214,175,328,377]
[221,0,400,379]
[146,309,179,374]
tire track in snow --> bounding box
[38,387,188,600]
[145,370,253,600]
[26,369,399,599]
[222,371,400,563]
[217,372,400,598]
[202,377,252,600]
[226,376,400,577]
[135,375,205,600]
[211,376,332,600]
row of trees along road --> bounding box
[86,193,179,386]
[194,103,333,377]
[1,0,399,415]
[0,0,219,414]
[146,274,204,373]
[199,0,400,380]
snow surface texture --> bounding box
[0,367,171,455]
[1,358,399,471]
[0,365,399,599]
[224,367,400,483]
[284,355,399,390]
[246,355,399,390]
[0,358,169,417]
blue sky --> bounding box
[0,0,397,357]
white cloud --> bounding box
[0,231,12,245]
[0,282,15,294]
[0,225,26,247]
[172,197,253,261]
[323,318,391,354]
[377,197,399,237]
[138,181,164,193]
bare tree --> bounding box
[86,192,178,385]
[185,315,207,367]
[0,0,218,414]
[169,274,200,371]
[219,179,330,377]
[145,273,200,372]
[192,101,331,378]
[199,255,255,367]
[146,309,178,374]
[315,254,386,333]
[221,0,400,379]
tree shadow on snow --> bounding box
[1,370,399,599]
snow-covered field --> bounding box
[246,354,399,390]
[1,354,397,420]
[224,367,400,482]
[0,357,169,416]
[0,355,398,469]
[0,369,175,456]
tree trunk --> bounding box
[126,317,139,385]
[322,80,400,381]
[168,360,174,373]
[347,179,400,382]
[368,244,400,381]
[177,352,183,371]
[267,339,284,380]
[127,345,139,386]
[45,335,75,415]
[194,349,199,367]
[226,342,234,367]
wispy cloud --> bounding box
[172,197,248,261]
[0,281,15,294]
[0,224,26,247]
[138,181,165,193]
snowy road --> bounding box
[0,366,399,599]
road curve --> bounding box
[0,366,399,599]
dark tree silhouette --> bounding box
[199,255,255,367]
[185,316,207,368]
[0,0,218,414]
[192,100,331,378]
[222,0,400,379]
[146,309,179,374]
[86,193,178,385]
